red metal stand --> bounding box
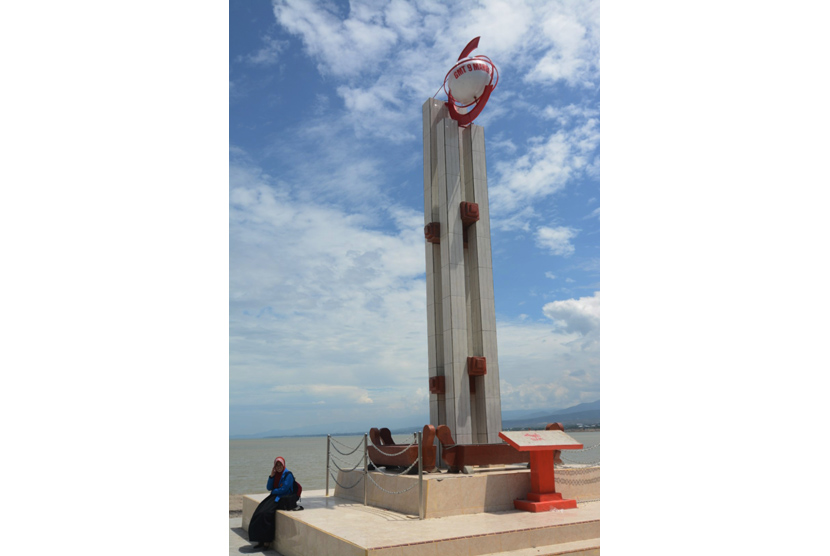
[499,430,583,512]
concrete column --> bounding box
[422,98,501,445]
[423,99,446,429]
[467,124,502,444]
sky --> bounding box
[229,0,600,437]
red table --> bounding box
[499,430,584,512]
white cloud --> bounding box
[496,292,600,411]
[260,117,392,204]
[541,103,600,127]
[272,384,375,404]
[448,0,537,61]
[536,225,578,256]
[497,306,599,410]
[273,0,399,78]
[383,0,421,42]
[491,205,536,232]
[545,272,557,280]
[489,137,518,154]
[490,118,599,221]
[229,155,428,429]
[336,80,416,141]
[524,0,599,87]
[542,291,599,335]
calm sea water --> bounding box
[230,431,600,495]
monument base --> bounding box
[515,492,578,512]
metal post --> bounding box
[418,430,424,520]
[326,434,331,498]
[363,433,368,506]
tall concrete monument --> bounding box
[423,38,502,445]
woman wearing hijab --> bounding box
[248,456,300,549]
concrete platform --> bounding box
[333,466,600,518]
[237,487,599,556]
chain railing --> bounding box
[556,443,600,489]
[368,457,420,477]
[329,451,363,472]
[325,431,426,519]
[556,473,600,486]
[325,435,366,494]
[329,435,365,455]
[368,443,414,457]
[558,442,600,466]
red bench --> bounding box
[368,424,437,472]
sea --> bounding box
[230,430,600,495]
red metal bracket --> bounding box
[467,356,487,376]
[424,222,440,244]
[460,202,480,226]
[429,376,445,394]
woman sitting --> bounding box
[248,456,300,550]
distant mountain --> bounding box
[502,401,600,429]
[387,401,599,434]
[545,399,599,416]
[501,408,561,421]
[231,400,599,439]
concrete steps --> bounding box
[241,489,600,556]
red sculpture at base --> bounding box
[368,425,437,472]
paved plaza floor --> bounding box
[229,489,599,556]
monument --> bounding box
[422,37,502,445]
[237,36,599,556]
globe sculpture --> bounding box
[442,37,499,127]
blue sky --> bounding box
[230,0,600,436]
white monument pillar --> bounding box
[423,98,502,444]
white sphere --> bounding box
[448,61,492,104]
